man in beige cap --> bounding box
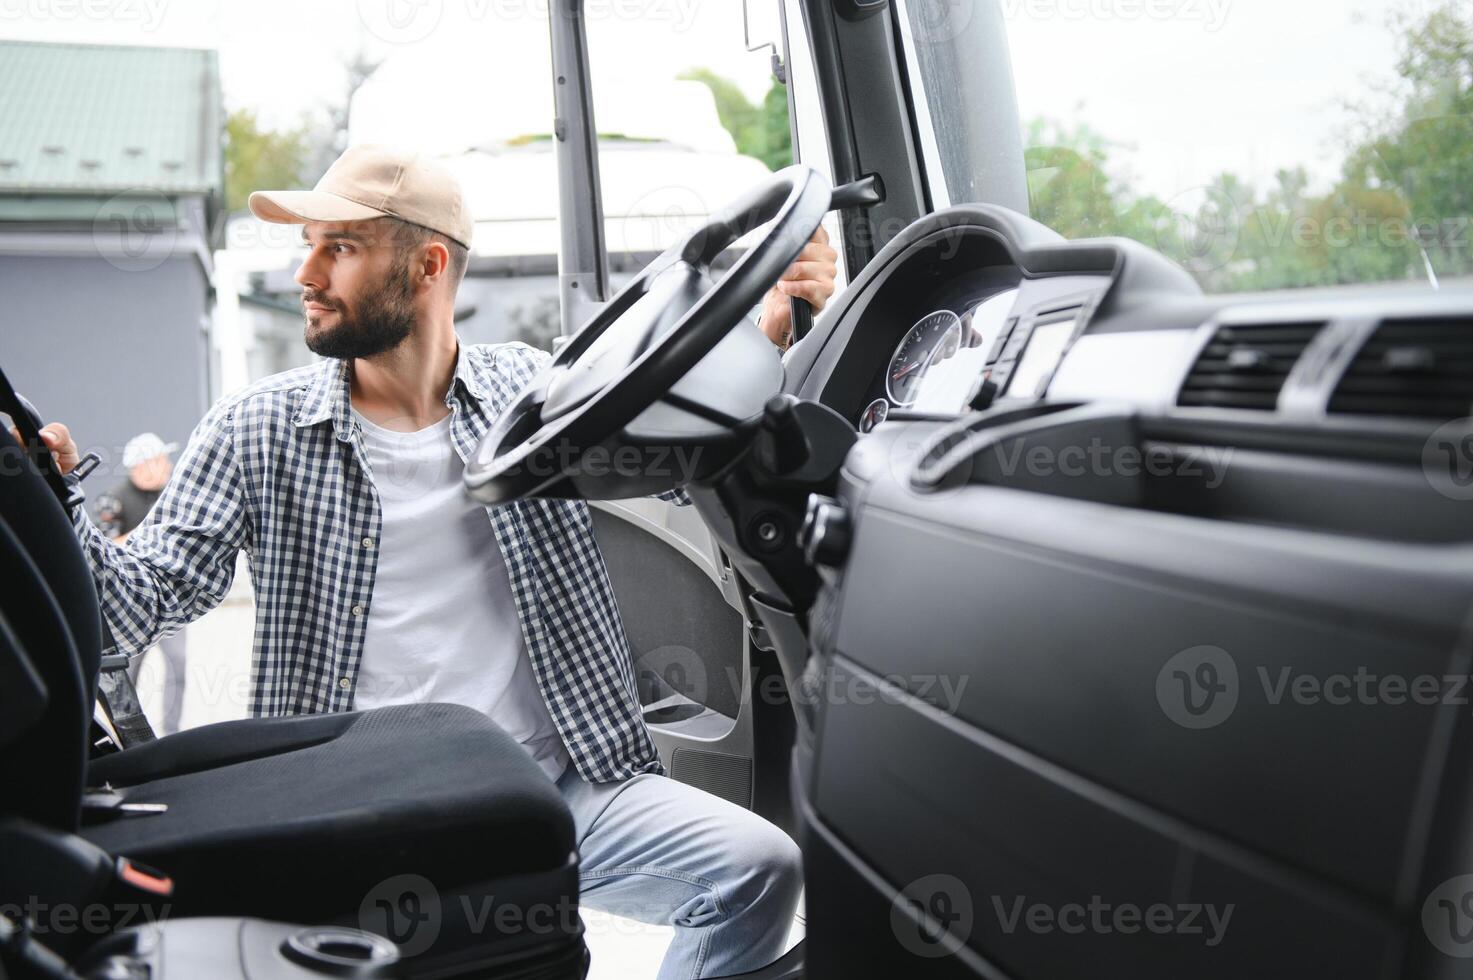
[33,144,835,979]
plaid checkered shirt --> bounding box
[72,342,666,783]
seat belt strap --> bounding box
[96,663,157,750]
[95,621,157,749]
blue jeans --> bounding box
[556,766,803,979]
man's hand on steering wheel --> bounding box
[7,422,79,475]
[758,225,839,349]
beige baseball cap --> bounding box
[248,144,473,249]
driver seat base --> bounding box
[82,703,585,977]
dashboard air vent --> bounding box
[1329,318,1473,420]
[1178,322,1324,411]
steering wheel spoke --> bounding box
[465,166,832,505]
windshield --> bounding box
[907,0,1473,295]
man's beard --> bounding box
[302,261,416,359]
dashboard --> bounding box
[792,208,1473,980]
[788,207,1121,427]
[785,203,1473,440]
[772,208,1473,980]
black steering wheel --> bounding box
[465,165,832,505]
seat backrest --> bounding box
[0,376,105,831]
[0,382,103,691]
[0,510,89,830]
[0,603,47,748]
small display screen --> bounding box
[1006,315,1078,399]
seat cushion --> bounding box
[89,712,353,787]
[83,703,575,922]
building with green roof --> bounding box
[0,39,223,486]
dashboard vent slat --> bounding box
[1328,318,1473,421]
[1178,322,1324,412]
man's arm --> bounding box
[45,404,252,656]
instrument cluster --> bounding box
[859,287,1022,431]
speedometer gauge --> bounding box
[887,310,964,407]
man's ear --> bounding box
[421,239,451,284]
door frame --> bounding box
[545,0,800,829]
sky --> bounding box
[0,0,779,126]
[0,0,1432,204]
[1004,0,1417,201]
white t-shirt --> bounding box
[350,408,570,780]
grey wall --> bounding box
[0,253,210,495]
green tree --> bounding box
[1342,1,1473,280]
[679,68,792,171]
[1022,118,1123,240]
[1019,119,1203,280]
[223,109,313,213]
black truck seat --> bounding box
[0,412,587,979]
